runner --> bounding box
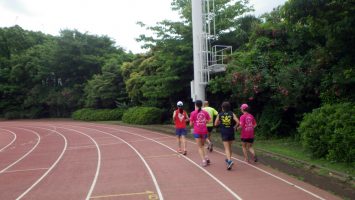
[190,100,211,167]
[214,101,239,170]
[203,101,218,152]
[173,101,189,155]
[238,103,258,163]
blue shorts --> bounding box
[176,128,187,136]
[193,133,208,139]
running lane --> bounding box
[83,122,341,200]
[0,121,342,200]
[68,123,238,200]
[16,126,99,200]
[0,127,39,171]
[0,126,64,200]
[0,128,16,152]
[55,124,163,200]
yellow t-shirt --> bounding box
[203,106,218,127]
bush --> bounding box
[4,107,43,119]
[23,107,43,119]
[256,104,282,138]
[298,103,355,163]
[72,108,125,121]
[122,107,163,125]
[4,111,23,120]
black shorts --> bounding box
[241,138,254,143]
[221,133,235,141]
[207,127,213,133]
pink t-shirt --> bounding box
[239,113,256,138]
[190,109,210,134]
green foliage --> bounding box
[256,104,282,138]
[4,111,23,120]
[122,107,163,125]
[84,57,130,108]
[4,107,43,119]
[210,0,355,139]
[1,0,354,169]
[283,0,355,103]
[298,103,355,163]
[72,108,125,121]
[0,26,133,117]
[131,0,252,106]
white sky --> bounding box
[0,0,287,53]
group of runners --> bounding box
[172,100,257,170]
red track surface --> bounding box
[0,120,341,200]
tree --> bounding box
[209,0,355,137]
[0,26,53,117]
[126,0,252,107]
[84,57,131,108]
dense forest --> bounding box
[0,0,354,162]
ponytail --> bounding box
[195,100,203,113]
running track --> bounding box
[0,120,341,200]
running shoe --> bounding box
[209,143,213,152]
[227,160,234,170]
[254,155,258,162]
[183,150,187,155]
[177,149,182,153]
[206,159,211,165]
[202,160,207,167]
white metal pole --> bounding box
[191,0,205,102]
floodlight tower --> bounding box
[190,0,232,102]
[191,0,205,102]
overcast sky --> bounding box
[0,0,287,53]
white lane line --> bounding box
[224,152,327,200]
[15,126,68,200]
[4,167,49,174]
[63,125,164,200]
[83,124,239,200]
[136,126,327,200]
[55,126,101,200]
[67,138,170,151]
[89,124,327,200]
[67,142,124,150]
[0,128,17,152]
[0,128,40,174]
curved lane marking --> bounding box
[63,124,164,200]
[0,128,17,152]
[82,124,239,200]
[0,128,40,174]
[5,167,49,174]
[222,151,326,200]
[15,126,68,200]
[55,126,102,200]
[133,125,327,200]
[87,123,327,200]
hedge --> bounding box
[298,103,355,163]
[71,108,125,121]
[122,107,163,125]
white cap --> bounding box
[177,101,183,107]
